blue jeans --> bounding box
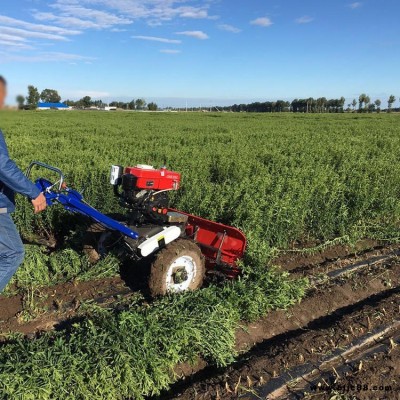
[0,213,24,293]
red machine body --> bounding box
[124,165,181,191]
[117,164,246,276]
[170,208,247,278]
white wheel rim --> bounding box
[165,255,196,293]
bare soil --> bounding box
[161,287,400,399]
[0,276,132,338]
[156,247,400,399]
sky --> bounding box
[0,0,399,107]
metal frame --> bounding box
[25,161,247,272]
[26,161,139,241]
[26,161,66,191]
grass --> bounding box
[1,111,399,292]
[0,267,307,400]
[0,111,399,398]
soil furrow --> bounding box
[1,242,398,338]
[242,321,400,399]
[158,261,400,399]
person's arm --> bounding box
[0,131,46,213]
[0,151,41,199]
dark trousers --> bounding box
[0,213,24,293]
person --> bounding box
[0,75,47,293]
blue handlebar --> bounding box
[36,177,139,241]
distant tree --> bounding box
[339,97,346,112]
[375,99,381,113]
[367,103,375,113]
[306,97,313,113]
[40,89,61,103]
[364,95,370,107]
[388,95,396,112]
[92,99,105,108]
[148,102,158,111]
[128,100,136,110]
[317,97,327,113]
[79,96,92,108]
[351,99,357,111]
[16,95,25,110]
[358,93,367,112]
[64,99,76,107]
[110,101,129,109]
[135,98,146,110]
[26,85,40,110]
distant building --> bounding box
[38,102,70,110]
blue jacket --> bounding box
[0,129,41,213]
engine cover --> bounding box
[124,165,181,190]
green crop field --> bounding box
[0,110,399,399]
[2,111,400,283]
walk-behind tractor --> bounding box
[26,162,246,296]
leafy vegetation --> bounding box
[0,110,399,398]
[0,267,306,400]
[1,111,400,292]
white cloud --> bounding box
[33,12,102,29]
[0,40,34,50]
[49,0,215,25]
[348,2,362,9]
[160,49,181,54]
[295,16,314,24]
[0,15,81,35]
[132,35,181,44]
[218,24,241,33]
[0,51,95,63]
[175,30,209,40]
[0,15,84,57]
[110,28,127,32]
[178,8,208,19]
[0,26,70,41]
[250,17,273,27]
[0,1,218,62]
[0,30,36,51]
[0,33,28,42]
[33,4,133,29]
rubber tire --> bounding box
[149,239,205,297]
[82,222,107,264]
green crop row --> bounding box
[0,266,307,400]
[2,245,120,297]
[1,111,400,291]
[0,111,398,399]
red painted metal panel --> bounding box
[170,209,246,277]
[125,166,181,190]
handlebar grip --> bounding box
[26,161,65,192]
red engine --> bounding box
[110,164,181,223]
[124,165,181,191]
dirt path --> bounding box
[161,287,400,399]
[0,276,133,338]
[243,321,400,400]
[157,256,400,399]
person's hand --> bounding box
[31,193,47,214]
